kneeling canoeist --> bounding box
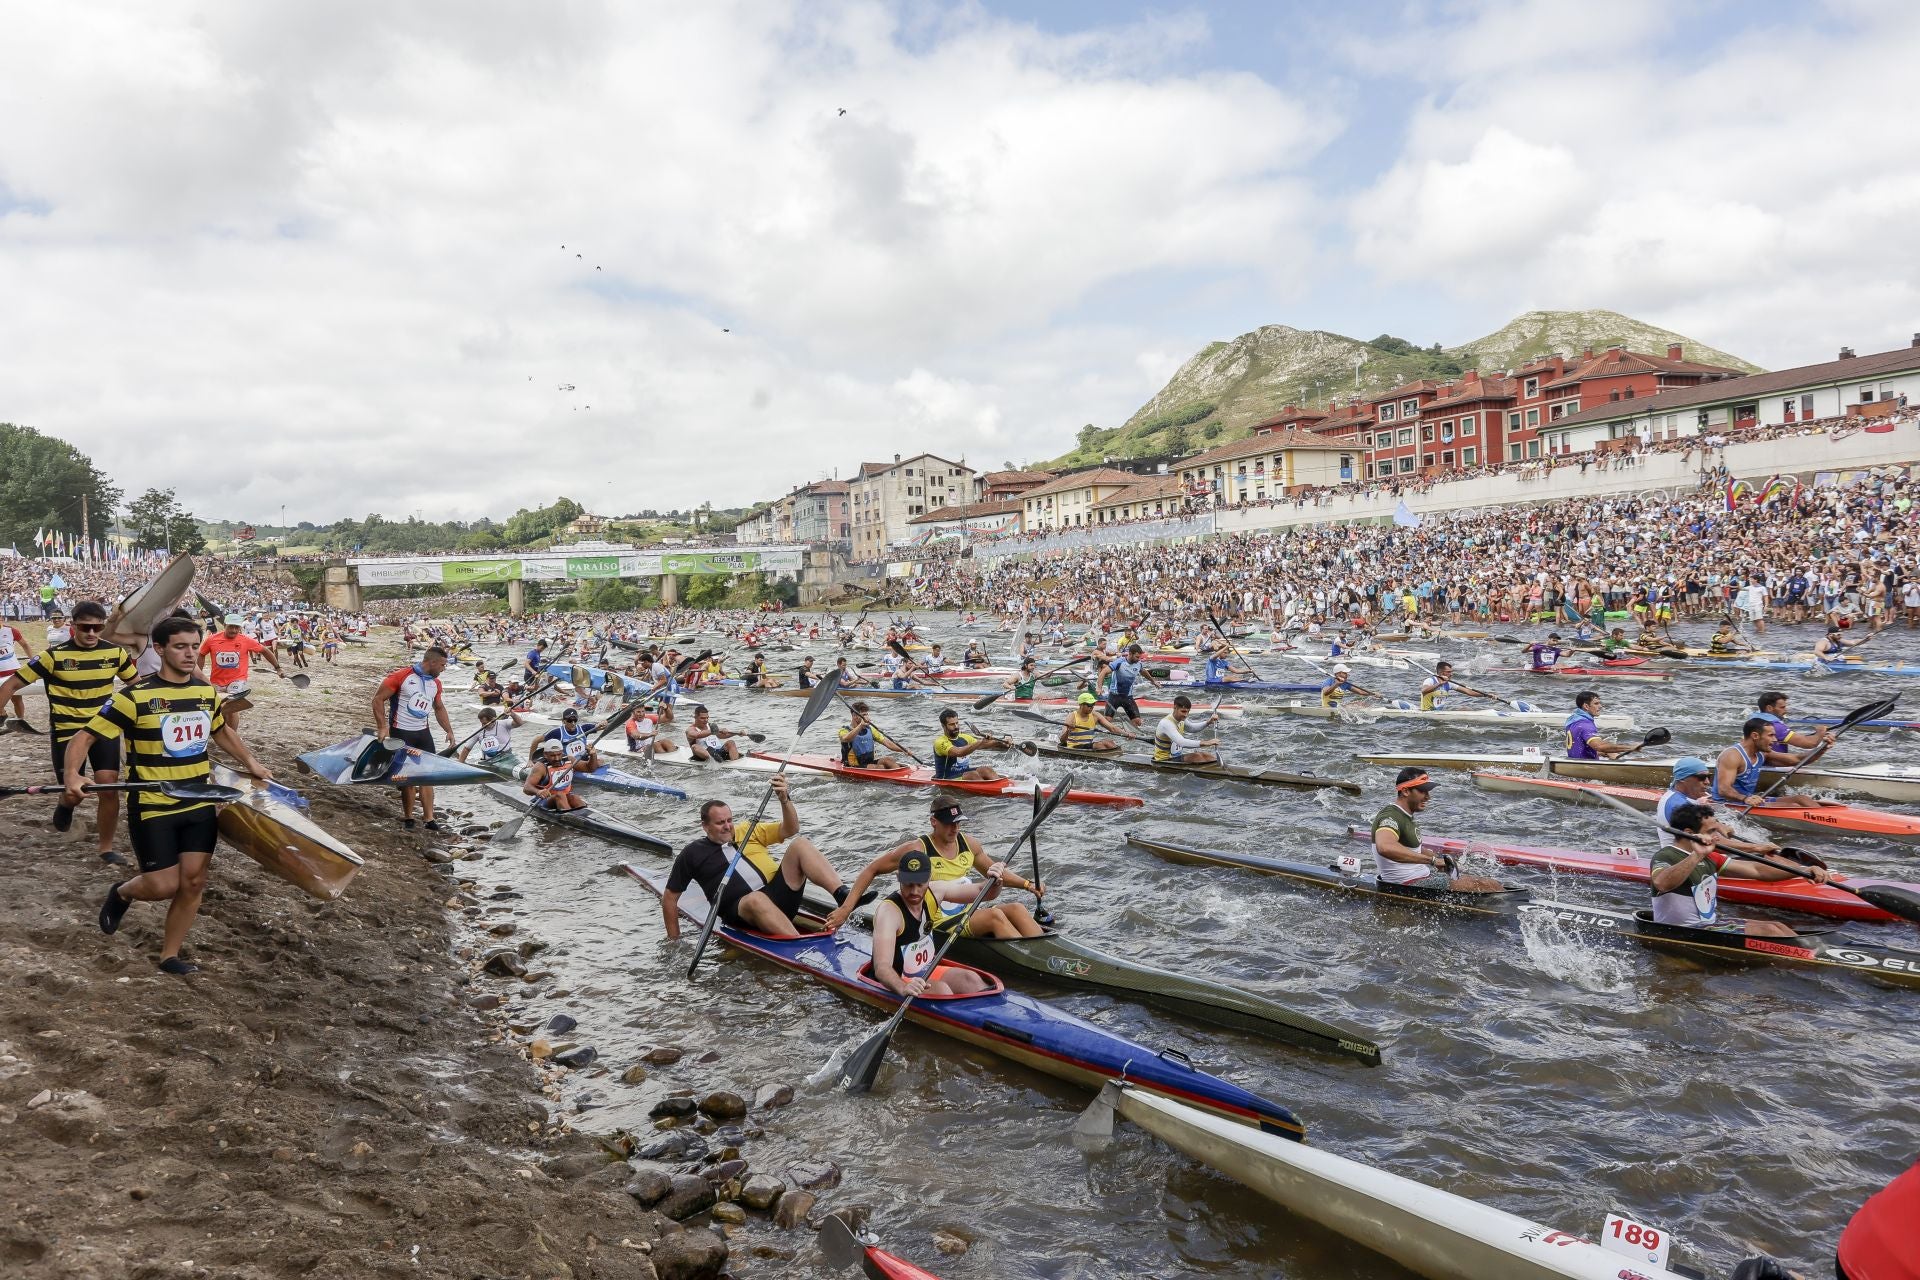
[458,705,523,770]
[932,708,1003,781]
[1371,769,1503,892]
[658,776,856,938]
[1564,690,1632,759]
[824,799,1044,938]
[1650,803,1820,937]
[869,849,992,997]
[1153,694,1219,765]
[523,740,587,812]
[839,701,903,770]
[1059,691,1126,753]
[684,705,743,762]
[1715,717,1832,809]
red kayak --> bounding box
[1348,828,1919,925]
[1471,770,1920,843]
[753,752,1146,808]
[1496,665,1673,683]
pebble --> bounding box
[709,1202,747,1226]
[772,1190,815,1230]
[697,1091,746,1120]
[619,1064,649,1084]
[700,1159,748,1185]
[467,993,505,1011]
[624,1162,673,1206]
[528,1039,553,1060]
[752,1083,794,1112]
[694,1049,720,1064]
[633,1130,708,1162]
[517,939,550,958]
[487,922,518,937]
[649,1096,697,1119]
[740,1174,783,1211]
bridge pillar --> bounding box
[507,579,526,616]
[323,565,362,612]
[659,573,679,606]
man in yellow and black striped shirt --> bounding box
[0,599,138,863]
[65,616,272,976]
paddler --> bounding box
[1715,718,1833,808]
[1706,619,1749,654]
[372,645,454,831]
[684,705,744,762]
[931,708,1005,781]
[522,638,551,687]
[644,648,680,723]
[823,799,1045,939]
[626,704,676,755]
[1564,691,1634,759]
[536,706,605,774]
[475,666,505,706]
[1754,691,1836,765]
[838,701,903,770]
[1649,803,1810,937]
[1200,637,1250,684]
[1526,632,1564,671]
[1598,626,1631,659]
[1058,690,1127,753]
[1371,769,1503,892]
[1152,694,1219,764]
[457,704,523,770]
[961,639,989,669]
[1320,663,1376,707]
[1002,656,1040,702]
[1812,627,1867,662]
[1658,758,1787,858]
[1417,660,1458,711]
[868,849,994,997]
[522,739,588,812]
[658,776,858,938]
[796,655,818,689]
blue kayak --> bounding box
[295,731,497,787]
[1175,679,1323,694]
[474,753,686,800]
[624,863,1304,1138]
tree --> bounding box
[0,424,121,551]
[1164,424,1192,457]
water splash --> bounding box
[1516,908,1639,995]
[804,1040,854,1088]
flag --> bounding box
[1759,475,1789,506]
[1392,500,1423,528]
[1724,479,1751,511]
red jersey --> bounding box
[1838,1159,1920,1280]
[199,633,270,687]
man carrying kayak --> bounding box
[1649,802,1809,938]
[868,849,993,998]
[522,739,588,812]
[1059,690,1127,753]
[1153,694,1219,764]
[372,646,455,831]
[1564,690,1633,759]
[1715,717,1835,809]
[1753,691,1835,764]
[684,705,744,762]
[823,799,1045,938]
[658,776,858,938]
[838,701,904,770]
[932,708,1005,781]
[1371,769,1503,892]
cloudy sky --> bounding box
[3,0,1917,525]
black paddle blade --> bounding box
[159,782,246,802]
[817,1214,865,1270]
[839,1026,892,1093]
[1642,727,1673,747]
[1009,708,1057,726]
[1841,695,1901,730]
[798,669,844,732]
[888,639,912,660]
[1852,884,1920,925]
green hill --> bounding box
[1036,309,1761,469]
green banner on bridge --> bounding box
[565,555,624,579]
[443,558,523,583]
[662,550,791,575]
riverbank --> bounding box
[0,631,722,1279]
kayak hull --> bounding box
[480,784,674,855]
[1268,700,1635,730]
[1468,771,1920,843]
[1355,753,1920,806]
[211,764,364,901]
[475,754,687,800]
[752,752,1145,808]
[1032,743,1359,794]
[295,732,497,788]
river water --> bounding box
[447,617,1918,1278]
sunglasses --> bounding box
[72,622,106,633]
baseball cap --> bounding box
[224,613,244,625]
[897,850,934,884]
[1671,757,1712,782]
[929,800,964,825]
[1077,692,1096,705]
[1333,663,1351,675]
[561,707,580,721]
[541,739,564,756]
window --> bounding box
[1507,411,1521,431]
[1461,416,1476,437]
[1375,432,1393,449]
[1420,425,1435,443]
[1802,394,1815,416]
[1397,456,1415,474]
[1608,391,1620,402]
[1623,387,1635,399]
[1421,453,1434,467]
[1380,404,1397,422]
[1463,447,1476,464]
[1442,449,1454,466]
[1397,428,1414,446]
[905,467,914,476]
[1401,398,1418,416]
[1861,385,1875,403]
[1440,423,1454,443]
[1523,378,1539,398]
[1783,397,1797,417]
[1525,408,1540,427]
[1526,439,1541,459]
[1508,443,1523,462]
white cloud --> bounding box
[0,1,1333,521]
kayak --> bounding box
[479,784,674,855]
[1354,752,1920,806]
[1682,657,1920,676]
[599,741,792,775]
[1088,1080,1695,1280]
[749,752,1145,808]
[624,863,1305,1135]
[1491,666,1673,684]
[1008,694,1246,719]
[295,732,497,788]
[1266,699,1635,730]
[1125,835,1920,989]
[473,753,688,800]
[1027,743,1359,794]
[1166,678,1323,694]
[210,764,364,901]
[1468,771,1920,843]
[1343,826,1920,927]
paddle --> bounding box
[971,654,1090,711]
[442,675,562,756]
[0,779,245,802]
[835,693,926,766]
[1203,606,1263,681]
[817,1215,875,1273]
[1399,655,1530,713]
[1745,695,1900,806]
[1008,705,1141,741]
[685,670,844,979]
[839,773,1075,1093]
[1026,780,1054,927]
[1579,784,1920,926]
[887,638,945,689]
[1611,726,1673,758]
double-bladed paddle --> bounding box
[834,693,926,766]
[0,779,245,803]
[685,670,844,979]
[838,772,1076,1093]
[441,674,562,756]
[970,653,1090,711]
[1745,694,1899,806]
[1613,726,1673,758]
[1203,606,1263,681]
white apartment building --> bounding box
[850,453,977,560]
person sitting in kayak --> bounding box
[1715,718,1836,809]
[684,705,744,762]
[658,776,859,938]
[1753,691,1836,766]
[1650,803,1812,938]
[458,705,523,770]
[1658,758,1783,858]
[1320,663,1374,707]
[1564,691,1633,760]
[796,656,818,689]
[523,740,588,812]
[932,708,1005,781]
[831,656,875,689]
[823,799,1045,939]
[741,654,771,688]
[838,701,903,770]
[1153,694,1219,764]
[475,667,505,707]
[1059,691,1126,753]
[1598,626,1631,659]
[1002,657,1040,702]
[1201,638,1250,683]
[536,707,605,775]
[1526,633,1564,671]
[1417,661,1458,711]
[626,706,677,756]
[1813,627,1868,662]
[961,640,989,669]
[868,849,992,998]
[1371,769,1503,893]
[1706,620,1747,655]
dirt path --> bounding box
[0,631,716,1279]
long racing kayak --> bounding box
[1468,771,1920,843]
[750,752,1145,808]
[1490,665,1673,684]
[480,784,674,854]
[1125,835,1920,989]
[1028,742,1359,794]
[295,731,497,788]
[1356,751,1920,805]
[625,863,1305,1135]
[1166,678,1322,694]
[1087,1080,1695,1280]
[211,764,364,902]
[473,753,687,800]
[1265,699,1635,730]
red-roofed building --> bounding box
[1363,379,1445,479]
[978,469,1055,500]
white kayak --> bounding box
[1354,751,1920,805]
[1083,1081,1693,1280]
[598,741,792,775]
[1268,698,1634,730]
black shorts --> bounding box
[129,805,220,873]
[720,867,803,927]
[392,726,438,754]
[51,732,120,781]
[1108,691,1142,721]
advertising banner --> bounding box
[520,558,568,580]
[565,554,624,579]
[442,559,522,584]
[661,549,801,575]
[359,561,444,586]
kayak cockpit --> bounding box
[854,960,1006,1000]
